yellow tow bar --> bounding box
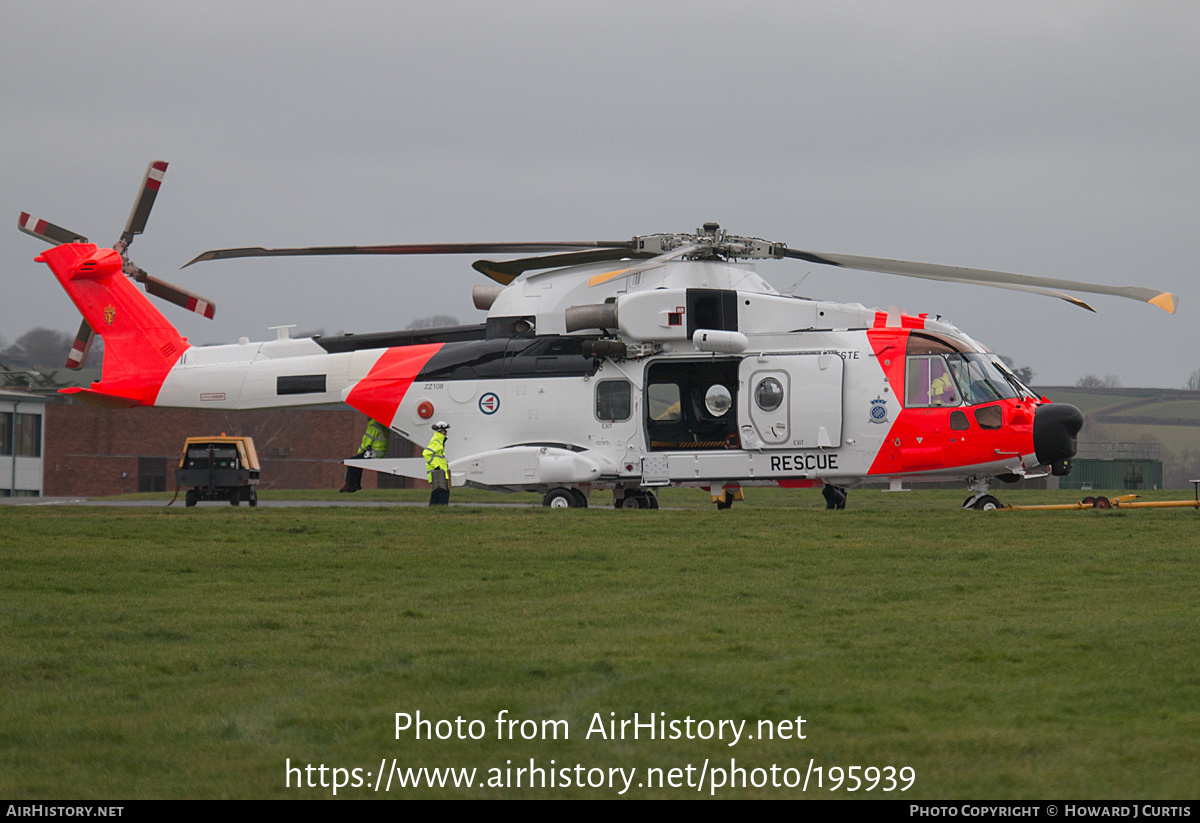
[1002,487,1200,511]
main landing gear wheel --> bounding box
[972,495,1002,511]
[616,490,657,509]
[543,487,583,508]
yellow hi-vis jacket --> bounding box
[423,431,448,481]
[360,419,390,457]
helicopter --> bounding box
[19,161,1178,510]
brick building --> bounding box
[37,400,418,497]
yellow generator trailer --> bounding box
[176,436,261,507]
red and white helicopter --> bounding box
[19,161,1178,509]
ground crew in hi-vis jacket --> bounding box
[340,418,389,493]
[424,421,450,506]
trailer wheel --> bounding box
[1093,496,1111,510]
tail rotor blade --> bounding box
[119,160,168,248]
[138,271,216,319]
[65,319,95,370]
[18,212,88,246]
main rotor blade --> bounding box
[587,243,703,287]
[65,319,95,370]
[119,160,168,248]
[18,212,88,246]
[472,248,653,285]
[781,249,1177,313]
[183,241,632,268]
[133,270,216,319]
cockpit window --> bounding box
[906,353,1016,408]
[990,357,1038,400]
[946,354,1017,405]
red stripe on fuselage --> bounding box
[344,343,444,426]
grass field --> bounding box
[2,489,1198,798]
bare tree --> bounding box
[1075,374,1121,389]
[999,355,1035,385]
[408,315,460,330]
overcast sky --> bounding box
[3,1,1196,387]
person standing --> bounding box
[423,421,451,506]
[340,418,389,493]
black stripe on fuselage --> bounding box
[314,323,488,353]
[417,335,600,381]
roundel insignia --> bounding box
[479,392,500,415]
[869,396,889,424]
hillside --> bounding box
[1036,386,1200,488]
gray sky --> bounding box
[3,1,1197,387]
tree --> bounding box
[999,355,1034,386]
[408,315,460,330]
[1,327,74,369]
[1075,374,1121,389]
[1187,370,1200,392]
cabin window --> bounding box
[596,380,632,422]
[704,384,732,417]
[754,377,784,411]
[647,383,682,423]
[974,405,1003,430]
[949,410,970,431]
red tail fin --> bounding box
[36,243,189,406]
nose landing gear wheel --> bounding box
[972,494,1001,511]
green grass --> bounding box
[2,492,1198,798]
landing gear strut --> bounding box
[822,484,847,510]
[963,478,1002,511]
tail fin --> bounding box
[36,242,189,407]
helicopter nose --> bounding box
[1033,403,1084,476]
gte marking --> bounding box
[20,166,1177,511]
